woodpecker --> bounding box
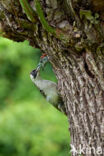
[30,54,66,115]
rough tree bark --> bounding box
[0,0,104,155]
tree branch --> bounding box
[19,0,37,23]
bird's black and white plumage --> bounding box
[30,67,66,115]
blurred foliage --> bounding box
[0,37,70,156]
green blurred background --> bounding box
[0,37,70,156]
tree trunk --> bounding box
[0,0,104,155]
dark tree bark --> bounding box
[0,0,104,155]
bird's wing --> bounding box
[57,96,67,115]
